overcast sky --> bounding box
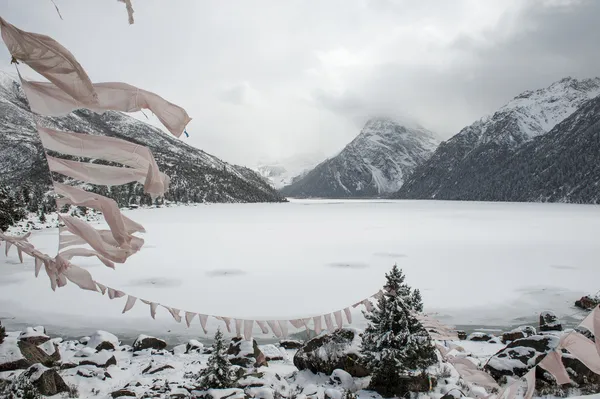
[1,0,599,167]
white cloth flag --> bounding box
[24,80,191,137]
[122,296,137,313]
[185,312,197,328]
[59,215,136,263]
[560,332,600,374]
[54,183,145,247]
[0,17,97,106]
[244,320,254,341]
[267,321,282,338]
[539,350,572,385]
[47,156,169,198]
[59,247,115,269]
[324,314,334,331]
[40,126,168,197]
[334,310,343,329]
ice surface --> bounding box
[0,200,599,340]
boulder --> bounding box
[259,344,285,361]
[186,339,204,354]
[467,332,495,342]
[501,326,536,344]
[228,337,267,368]
[456,331,467,340]
[293,328,369,377]
[484,335,559,381]
[37,340,61,363]
[133,334,167,351]
[279,340,303,349]
[329,369,356,391]
[144,364,175,375]
[18,327,50,346]
[575,295,600,311]
[539,311,562,332]
[441,390,464,399]
[88,330,120,351]
[79,351,117,368]
[24,363,69,396]
[111,388,137,398]
[191,388,246,399]
[369,372,435,398]
[0,336,57,372]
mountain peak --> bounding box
[280,118,439,198]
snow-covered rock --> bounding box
[132,334,167,352]
[539,311,563,332]
[467,332,496,342]
[78,350,117,368]
[575,295,600,310]
[227,337,267,368]
[88,330,120,351]
[293,328,369,377]
[329,369,356,391]
[281,117,439,198]
[0,334,27,371]
[23,363,69,396]
[484,334,559,380]
[279,339,304,350]
[185,339,204,354]
[259,344,286,361]
[500,326,536,344]
[18,326,49,346]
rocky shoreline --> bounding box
[0,308,598,399]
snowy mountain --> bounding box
[425,93,600,203]
[255,153,325,189]
[394,77,600,201]
[0,71,285,205]
[280,118,439,198]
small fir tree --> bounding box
[38,208,46,224]
[0,321,6,345]
[0,187,25,232]
[197,329,234,390]
[361,265,436,397]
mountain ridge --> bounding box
[0,71,285,207]
[394,76,600,200]
[280,117,439,198]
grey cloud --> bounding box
[0,0,598,166]
[314,0,600,138]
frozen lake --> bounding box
[1,199,599,342]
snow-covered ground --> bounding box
[0,200,598,341]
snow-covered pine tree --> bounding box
[0,187,25,232]
[0,321,5,345]
[197,329,234,390]
[361,265,436,397]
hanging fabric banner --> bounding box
[0,17,97,105]
[24,80,190,137]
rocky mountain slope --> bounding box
[0,72,285,207]
[394,77,600,201]
[439,93,600,203]
[280,118,439,198]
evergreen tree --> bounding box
[197,329,234,390]
[361,265,436,397]
[0,187,25,232]
[0,321,5,345]
[38,207,46,223]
